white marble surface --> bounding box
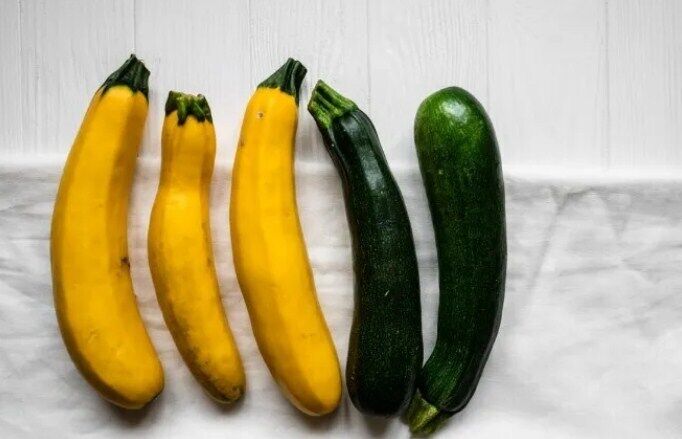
[0,158,680,438]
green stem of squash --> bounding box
[165,91,212,125]
[101,54,150,99]
[258,58,307,104]
[307,80,357,129]
[406,390,453,435]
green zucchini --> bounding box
[406,87,506,434]
[308,81,422,417]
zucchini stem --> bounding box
[101,54,150,99]
[406,390,454,435]
[307,80,357,129]
[165,91,212,125]
[258,58,307,104]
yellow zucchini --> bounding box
[51,55,163,409]
[149,92,245,403]
[230,59,341,416]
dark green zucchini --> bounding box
[406,87,506,434]
[308,81,422,417]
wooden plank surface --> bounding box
[0,0,22,154]
[488,0,608,171]
[368,0,489,164]
[1,0,681,172]
[608,0,682,171]
[134,0,250,162]
[18,0,134,155]
[249,0,369,163]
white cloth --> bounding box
[0,157,680,438]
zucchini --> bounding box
[308,81,422,417]
[149,92,245,404]
[51,55,164,409]
[231,60,342,416]
[406,87,506,434]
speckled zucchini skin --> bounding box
[407,86,506,434]
[308,81,422,417]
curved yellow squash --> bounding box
[149,92,245,403]
[51,55,163,409]
[230,59,341,415]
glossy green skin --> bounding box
[415,87,506,415]
[314,107,423,417]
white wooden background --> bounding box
[1,0,681,174]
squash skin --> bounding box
[230,60,341,416]
[309,81,422,417]
[149,92,245,404]
[51,55,164,409]
[407,87,506,434]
